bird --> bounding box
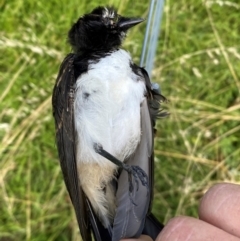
[52,6,166,241]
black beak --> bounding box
[118,17,144,30]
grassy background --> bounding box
[1,0,240,240]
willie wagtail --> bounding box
[52,6,166,241]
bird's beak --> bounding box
[118,17,144,30]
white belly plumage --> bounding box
[73,49,146,227]
[74,49,146,164]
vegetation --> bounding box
[1,0,239,240]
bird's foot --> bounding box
[94,143,149,205]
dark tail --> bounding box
[87,201,164,241]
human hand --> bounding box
[121,183,240,241]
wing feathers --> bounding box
[140,67,168,121]
[52,54,91,241]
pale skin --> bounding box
[121,183,240,241]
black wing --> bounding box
[140,66,167,210]
[140,66,167,122]
[52,54,91,241]
[140,67,166,240]
[112,66,165,241]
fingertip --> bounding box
[199,183,240,237]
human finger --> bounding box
[156,216,240,241]
[199,183,240,238]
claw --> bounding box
[123,164,149,206]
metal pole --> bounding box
[140,0,165,78]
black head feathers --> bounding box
[68,6,144,53]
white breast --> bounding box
[74,49,146,165]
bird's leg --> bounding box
[93,143,149,205]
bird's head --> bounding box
[68,6,144,53]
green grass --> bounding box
[1,0,240,240]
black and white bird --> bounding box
[52,6,165,241]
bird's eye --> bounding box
[102,14,119,27]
